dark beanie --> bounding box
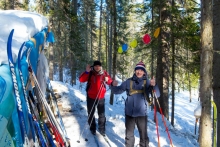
[93,60,102,66]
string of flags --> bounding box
[118,27,160,53]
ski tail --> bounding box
[34,121,47,147]
[43,123,57,147]
[93,135,100,147]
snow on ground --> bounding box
[51,79,200,147]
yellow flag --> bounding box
[130,39,137,48]
[118,46,123,53]
[154,28,160,38]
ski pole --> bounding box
[153,95,160,147]
[84,83,104,141]
[28,65,67,147]
[77,82,104,143]
[153,89,174,147]
[47,79,69,140]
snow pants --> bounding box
[125,115,149,147]
[87,97,106,133]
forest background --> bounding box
[0,0,219,147]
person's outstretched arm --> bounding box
[103,71,113,85]
[110,80,127,94]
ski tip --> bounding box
[7,29,14,42]
[7,29,15,57]
[18,42,26,67]
[9,29,15,36]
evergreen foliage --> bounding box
[0,0,201,97]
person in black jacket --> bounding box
[111,61,160,147]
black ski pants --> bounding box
[125,115,149,147]
[87,97,106,132]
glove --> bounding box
[111,80,118,86]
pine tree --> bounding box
[199,0,212,146]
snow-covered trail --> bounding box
[51,80,199,147]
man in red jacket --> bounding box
[79,60,112,136]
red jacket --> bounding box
[79,70,112,99]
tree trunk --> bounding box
[151,1,154,78]
[199,0,213,147]
[69,0,78,85]
[90,23,93,60]
[171,0,175,126]
[188,71,192,102]
[187,44,192,102]
[156,0,171,119]
[212,0,220,146]
[49,44,54,80]
[9,0,14,9]
[59,51,63,82]
[48,0,54,80]
[110,0,117,105]
[150,1,155,112]
[85,8,88,55]
[58,22,63,82]
[98,0,103,60]
[108,12,113,75]
[105,14,109,71]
